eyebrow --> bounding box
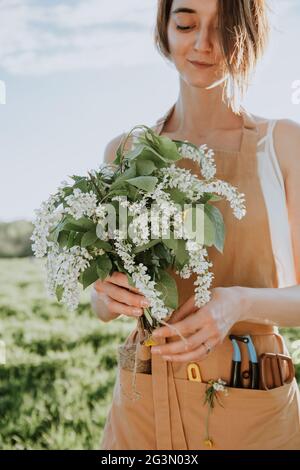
[171,7,197,15]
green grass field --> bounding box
[0,258,299,449]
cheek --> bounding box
[167,26,191,58]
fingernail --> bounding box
[141,300,150,307]
[133,308,142,316]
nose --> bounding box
[193,27,212,53]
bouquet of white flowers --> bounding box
[31,125,246,341]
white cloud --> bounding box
[0,0,159,76]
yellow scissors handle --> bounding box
[187,362,202,382]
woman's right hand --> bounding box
[91,271,150,322]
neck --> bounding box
[169,77,243,137]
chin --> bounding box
[183,72,216,88]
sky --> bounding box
[0,0,299,222]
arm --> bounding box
[238,119,300,327]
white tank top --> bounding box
[256,119,297,287]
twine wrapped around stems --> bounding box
[117,314,189,401]
[117,317,151,401]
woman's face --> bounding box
[167,0,225,87]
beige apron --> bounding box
[100,104,300,450]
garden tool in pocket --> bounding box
[187,362,202,382]
[229,334,259,389]
[259,353,295,390]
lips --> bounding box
[189,60,214,66]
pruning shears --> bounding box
[229,334,259,389]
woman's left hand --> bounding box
[151,286,247,362]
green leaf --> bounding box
[124,143,146,161]
[136,159,156,176]
[73,232,84,246]
[55,285,64,302]
[200,192,223,203]
[81,260,99,289]
[143,308,153,326]
[112,138,127,165]
[96,254,112,281]
[50,217,68,242]
[162,229,179,252]
[94,239,113,251]
[81,229,98,248]
[156,135,182,161]
[204,211,216,246]
[205,204,225,253]
[109,163,137,190]
[57,230,69,248]
[183,205,205,244]
[108,188,129,198]
[165,188,187,205]
[127,176,158,192]
[175,239,190,266]
[155,269,178,310]
[208,194,223,202]
[66,231,77,248]
[73,178,89,193]
[63,216,95,232]
[126,146,167,169]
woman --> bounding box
[92,0,300,450]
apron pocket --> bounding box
[105,366,157,450]
[180,377,300,450]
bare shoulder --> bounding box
[103,132,127,164]
[272,118,300,182]
[252,113,300,182]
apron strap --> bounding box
[239,106,259,156]
[151,336,188,450]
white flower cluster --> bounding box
[148,186,182,238]
[184,239,214,308]
[114,230,170,321]
[212,378,228,393]
[178,141,216,180]
[64,188,98,220]
[160,165,246,219]
[30,192,64,258]
[46,243,93,311]
[203,180,246,220]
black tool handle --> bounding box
[250,362,260,389]
[230,361,243,388]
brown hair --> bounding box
[154,0,271,112]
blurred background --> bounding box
[0,0,299,450]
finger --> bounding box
[153,310,202,339]
[162,337,218,363]
[103,282,148,309]
[108,300,144,318]
[107,272,144,295]
[168,295,198,324]
[151,326,210,356]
